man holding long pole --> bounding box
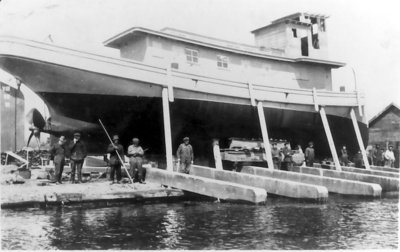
[99,119,134,184]
[107,135,125,184]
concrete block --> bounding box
[145,167,267,204]
[290,166,399,192]
[190,165,328,200]
[339,166,399,178]
[242,166,381,197]
[370,165,399,173]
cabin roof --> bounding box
[369,102,400,127]
[103,26,344,68]
[251,12,329,34]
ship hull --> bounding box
[0,37,368,166]
[40,92,368,166]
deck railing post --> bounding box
[257,101,274,169]
[319,107,342,171]
[162,88,174,172]
[350,108,370,170]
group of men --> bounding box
[49,132,87,184]
[270,141,315,170]
[369,144,396,168]
[49,132,195,185]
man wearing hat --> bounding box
[271,142,281,169]
[128,138,145,183]
[68,131,87,183]
[305,141,315,167]
[176,137,194,174]
[384,145,395,168]
[107,134,125,184]
[49,135,67,184]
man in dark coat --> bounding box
[68,132,87,183]
[49,135,67,184]
[281,142,293,171]
[176,137,194,174]
[305,141,315,167]
[107,135,125,184]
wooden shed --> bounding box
[368,103,400,168]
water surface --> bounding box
[1,195,398,250]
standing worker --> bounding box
[49,135,67,184]
[281,142,293,171]
[107,135,125,184]
[176,137,194,174]
[384,146,396,168]
[212,139,223,170]
[305,141,315,167]
[373,144,383,166]
[271,142,281,169]
[68,132,87,184]
[340,145,349,166]
[128,138,145,183]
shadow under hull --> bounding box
[41,92,368,167]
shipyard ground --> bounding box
[1,179,186,209]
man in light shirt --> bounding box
[128,138,145,183]
[384,146,395,168]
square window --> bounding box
[185,48,199,64]
[217,55,229,69]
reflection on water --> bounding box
[1,195,398,250]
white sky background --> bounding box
[0,0,399,121]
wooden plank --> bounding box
[319,107,341,171]
[350,108,370,170]
[162,88,174,172]
[257,101,274,169]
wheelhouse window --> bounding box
[185,48,198,63]
[217,55,229,68]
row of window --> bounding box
[185,48,229,68]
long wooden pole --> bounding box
[350,108,370,170]
[98,119,134,184]
[162,88,174,172]
[257,101,274,169]
[319,107,342,171]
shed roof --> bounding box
[369,102,400,127]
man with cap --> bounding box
[49,135,67,184]
[176,137,194,174]
[384,145,396,168]
[281,142,293,171]
[107,134,125,184]
[128,138,145,183]
[271,142,281,169]
[68,131,87,183]
[305,141,315,167]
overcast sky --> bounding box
[0,0,399,120]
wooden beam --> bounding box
[248,82,256,106]
[162,88,174,172]
[319,107,341,171]
[350,108,370,170]
[257,101,274,169]
[312,88,319,111]
[166,66,174,102]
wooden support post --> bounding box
[257,101,274,169]
[319,107,342,171]
[162,88,174,172]
[350,108,370,170]
[166,66,174,102]
[312,88,319,112]
[248,82,256,107]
